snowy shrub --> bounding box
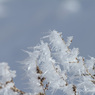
[0,30,95,95]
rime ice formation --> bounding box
[0,30,95,95]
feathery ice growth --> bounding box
[0,30,95,95]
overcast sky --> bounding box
[0,0,95,94]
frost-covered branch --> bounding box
[0,30,95,95]
[0,62,26,95]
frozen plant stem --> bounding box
[0,30,95,95]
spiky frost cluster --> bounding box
[0,30,95,95]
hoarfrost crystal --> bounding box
[0,30,95,95]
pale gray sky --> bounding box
[0,0,95,94]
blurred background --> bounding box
[0,0,95,94]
